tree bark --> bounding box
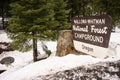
[32,32,38,62]
[82,0,86,17]
[56,30,74,56]
[1,1,5,30]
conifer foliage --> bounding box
[7,0,70,62]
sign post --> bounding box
[72,15,112,58]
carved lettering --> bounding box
[91,25,108,34]
[72,15,112,48]
[73,25,88,32]
[82,45,93,52]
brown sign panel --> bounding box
[72,15,112,48]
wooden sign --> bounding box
[72,15,112,58]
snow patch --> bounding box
[0,31,120,80]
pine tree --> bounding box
[66,0,93,17]
[53,0,70,34]
[92,0,120,26]
[7,0,55,62]
[0,0,11,29]
[7,0,70,62]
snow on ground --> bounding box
[115,27,120,33]
[0,55,102,80]
[110,33,120,44]
[0,51,33,70]
[0,30,120,80]
[0,30,12,43]
[108,33,120,58]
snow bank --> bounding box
[37,60,120,80]
[0,54,101,80]
[0,31,120,80]
[1,53,120,80]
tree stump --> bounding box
[56,30,74,56]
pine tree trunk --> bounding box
[82,0,85,17]
[1,4,5,29]
[32,32,38,62]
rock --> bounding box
[0,70,6,74]
[34,60,120,80]
[0,56,14,65]
[56,30,74,56]
[0,42,13,54]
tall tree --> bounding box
[0,0,11,29]
[92,0,120,27]
[7,0,70,62]
[67,0,120,27]
[53,0,70,33]
[66,0,93,18]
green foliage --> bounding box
[66,0,120,27]
[93,0,120,26]
[41,42,51,56]
[0,0,11,17]
[7,0,70,52]
[67,0,93,17]
[54,0,70,28]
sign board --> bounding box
[72,15,112,58]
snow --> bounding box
[115,27,120,33]
[0,30,120,80]
[0,54,102,80]
[0,30,12,43]
[108,32,120,59]
[0,51,33,70]
[110,33,120,44]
